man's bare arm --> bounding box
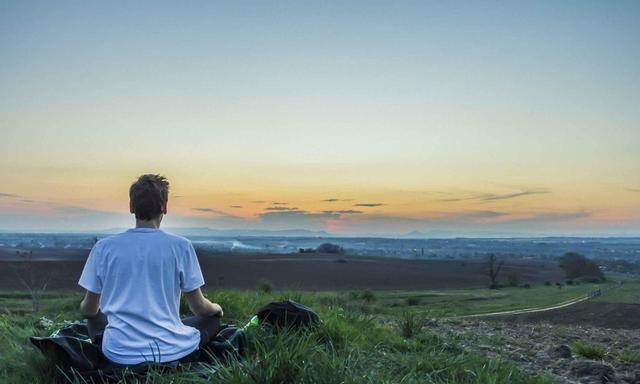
[80,291,101,317]
[183,288,223,317]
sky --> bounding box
[1,1,639,236]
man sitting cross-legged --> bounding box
[78,174,223,365]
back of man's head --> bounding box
[129,174,170,220]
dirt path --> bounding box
[456,292,595,319]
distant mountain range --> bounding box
[1,226,638,239]
[91,228,550,238]
[91,227,333,238]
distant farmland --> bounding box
[0,247,564,291]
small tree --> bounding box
[558,252,605,282]
[486,253,504,289]
[12,251,51,312]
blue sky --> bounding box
[1,1,639,235]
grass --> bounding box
[399,311,423,338]
[369,282,603,319]
[0,288,553,384]
[572,340,605,359]
[619,349,640,364]
[591,275,640,304]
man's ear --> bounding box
[161,202,167,215]
[129,201,135,214]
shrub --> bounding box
[399,311,423,338]
[406,297,420,306]
[522,284,531,289]
[544,281,551,286]
[566,279,574,285]
[572,340,605,359]
[316,243,345,254]
[257,279,273,293]
[361,290,376,303]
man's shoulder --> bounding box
[93,235,114,248]
[158,230,192,247]
[96,229,193,249]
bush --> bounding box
[572,340,605,359]
[257,279,273,293]
[544,281,551,286]
[522,284,531,289]
[316,243,345,254]
[566,279,574,285]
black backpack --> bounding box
[256,300,319,329]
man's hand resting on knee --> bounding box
[184,288,224,318]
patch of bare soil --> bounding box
[434,319,640,383]
[494,302,640,330]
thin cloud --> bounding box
[440,189,550,202]
[482,189,550,201]
[258,210,340,230]
[53,206,116,215]
[322,210,363,214]
[271,202,288,205]
[260,210,308,217]
[322,198,353,202]
[251,200,267,204]
[439,196,477,202]
[229,205,243,209]
[192,207,230,216]
[265,206,298,211]
[0,193,18,198]
[354,203,385,207]
[625,188,640,193]
[453,210,507,220]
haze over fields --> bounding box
[1,1,639,236]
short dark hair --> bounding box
[129,174,170,220]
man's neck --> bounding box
[135,218,161,229]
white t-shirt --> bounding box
[78,228,205,365]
